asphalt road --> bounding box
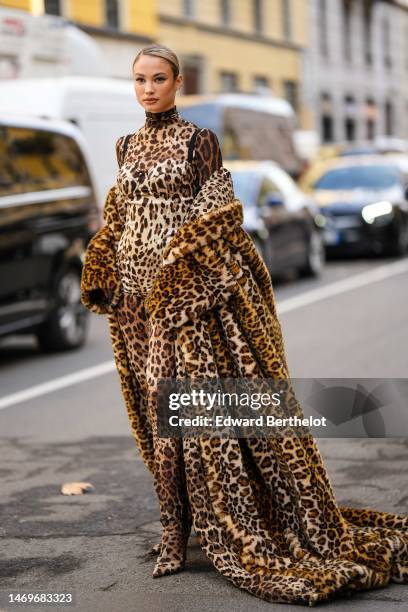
[0,254,408,612]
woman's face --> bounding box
[133,54,182,113]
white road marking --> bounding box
[0,361,116,411]
[0,258,407,411]
[277,258,408,314]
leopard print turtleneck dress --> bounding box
[115,105,222,298]
[114,106,225,579]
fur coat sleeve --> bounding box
[80,185,125,314]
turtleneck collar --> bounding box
[145,105,180,127]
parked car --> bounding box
[0,76,144,207]
[224,160,325,278]
[313,137,408,162]
[0,115,99,351]
[301,156,408,256]
[384,153,408,183]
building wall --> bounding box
[0,0,158,36]
[158,0,309,127]
[1,0,310,126]
[0,0,32,9]
[128,0,157,37]
[68,0,103,27]
[66,0,158,76]
[65,0,157,36]
[304,0,408,142]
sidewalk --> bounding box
[1,436,407,612]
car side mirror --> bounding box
[264,191,284,207]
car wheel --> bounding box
[299,230,325,277]
[36,268,89,352]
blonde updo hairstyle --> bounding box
[132,44,180,80]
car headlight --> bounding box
[314,213,326,228]
[361,201,393,224]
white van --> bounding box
[177,93,304,178]
[0,76,144,207]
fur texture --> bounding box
[81,176,408,606]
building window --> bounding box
[365,98,377,140]
[220,0,231,26]
[220,71,239,93]
[322,115,334,143]
[106,0,119,29]
[283,80,298,113]
[44,0,60,15]
[342,0,352,63]
[183,0,196,18]
[362,0,373,66]
[344,118,356,141]
[383,18,392,69]
[253,75,270,93]
[385,100,394,136]
[318,0,329,58]
[321,92,334,143]
[182,57,202,94]
[344,94,357,141]
[253,0,262,34]
[281,0,292,40]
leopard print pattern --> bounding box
[116,292,191,577]
[82,107,408,605]
[142,200,408,604]
[80,186,123,314]
[115,105,222,298]
[113,107,221,576]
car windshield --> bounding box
[313,165,401,191]
[230,170,260,204]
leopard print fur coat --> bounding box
[81,168,408,606]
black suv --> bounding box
[0,116,99,351]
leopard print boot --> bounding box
[150,496,192,559]
[151,438,192,578]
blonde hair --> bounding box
[132,44,180,80]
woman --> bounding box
[81,44,408,605]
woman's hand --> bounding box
[89,288,113,305]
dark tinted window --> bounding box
[44,0,60,15]
[0,126,91,197]
[313,165,401,190]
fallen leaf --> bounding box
[61,481,95,495]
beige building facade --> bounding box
[304,0,408,143]
[158,0,310,128]
[0,0,310,126]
